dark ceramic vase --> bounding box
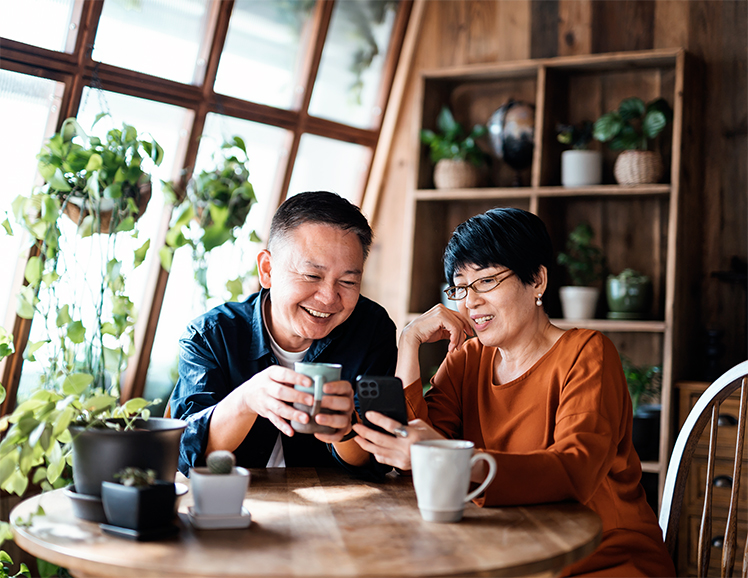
[606,276,652,319]
[632,404,661,462]
[101,481,176,531]
[69,417,186,497]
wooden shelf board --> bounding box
[640,461,662,474]
[414,184,670,201]
[549,319,667,332]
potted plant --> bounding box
[621,357,662,461]
[160,136,259,305]
[189,450,251,528]
[35,115,163,234]
[100,467,178,539]
[593,97,673,185]
[606,269,652,319]
[556,121,602,187]
[556,223,606,320]
[420,106,488,189]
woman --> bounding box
[353,207,675,577]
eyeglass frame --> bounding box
[443,271,516,301]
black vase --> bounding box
[101,481,176,531]
[69,417,186,497]
[632,404,661,462]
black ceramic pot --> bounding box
[631,404,661,462]
[101,481,176,531]
[69,417,186,497]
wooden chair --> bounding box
[659,360,748,577]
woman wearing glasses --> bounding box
[353,207,674,577]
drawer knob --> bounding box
[713,475,733,488]
[712,536,724,548]
[718,414,738,426]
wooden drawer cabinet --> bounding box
[677,381,748,576]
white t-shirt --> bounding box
[262,294,308,467]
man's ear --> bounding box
[257,249,272,289]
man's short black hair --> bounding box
[268,191,373,260]
[443,207,553,286]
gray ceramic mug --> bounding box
[291,362,342,435]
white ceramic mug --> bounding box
[410,440,497,523]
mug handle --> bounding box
[465,452,497,503]
[309,375,325,419]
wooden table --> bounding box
[11,468,602,578]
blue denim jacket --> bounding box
[171,289,397,477]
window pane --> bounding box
[16,90,192,402]
[144,114,289,411]
[214,0,315,109]
[0,70,62,324]
[93,0,211,84]
[308,0,399,128]
[0,0,76,52]
[287,134,370,203]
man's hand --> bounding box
[236,365,320,437]
[312,380,355,443]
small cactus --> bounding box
[206,450,236,474]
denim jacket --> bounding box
[171,289,397,477]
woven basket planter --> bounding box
[433,159,482,189]
[613,150,664,185]
[63,181,152,233]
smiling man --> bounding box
[172,191,397,477]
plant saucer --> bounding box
[188,506,251,530]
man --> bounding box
[172,191,397,477]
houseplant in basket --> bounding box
[556,223,606,320]
[556,121,602,187]
[420,106,488,189]
[160,135,259,305]
[593,97,673,185]
[35,114,163,234]
[606,269,652,319]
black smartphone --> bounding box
[355,375,408,435]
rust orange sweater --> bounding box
[404,328,675,577]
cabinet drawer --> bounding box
[687,458,748,514]
[685,511,746,577]
[682,393,747,460]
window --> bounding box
[0,0,409,411]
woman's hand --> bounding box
[396,304,474,386]
[352,411,444,470]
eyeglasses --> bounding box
[444,271,515,301]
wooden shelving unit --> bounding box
[400,48,703,505]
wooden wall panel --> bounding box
[367,0,747,377]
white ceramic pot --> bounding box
[561,150,602,187]
[189,466,250,516]
[559,286,599,320]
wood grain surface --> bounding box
[11,468,602,578]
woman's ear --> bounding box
[257,250,272,289]
[534,265,549,293]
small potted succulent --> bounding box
[420,106,488,189]
[593,97,673,185]
[556,223,606,320]
[606,268,652,319]
[101,467,178,538]
[556,121,602,187]
[189,450,251,523]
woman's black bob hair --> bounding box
[443,207,553,286]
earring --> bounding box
[536,293,543,307]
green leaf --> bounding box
[0,453,17,486]
[6,469,28,496]
[618,97,646,121]
[16,287,38,319]
[66,320,85,344]
[56,304,71,328]
[61,373,94,396]
[41,194,60,223]
[48,168,72,192]
[114,216,135,233]
[103,182,122,199]
[134,239,150,268]
[159,246,174,272]
[28,422,46,449]
[1,217,12,235]
[593,112,623,143]
[226,277,244,302]
[23,257,42,287]
[85,153,103,172]
[121,397,149,414]
[23,340,47,363]
[642,110,667,139]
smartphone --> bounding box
[355,375,408,435]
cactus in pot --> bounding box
[189,451,250,519]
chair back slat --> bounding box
[698,405,720,575]
[723,378,748,577]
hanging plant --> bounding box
[160,136,260,304]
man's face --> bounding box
[257,222,364,352]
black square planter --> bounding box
[101,481,176,531]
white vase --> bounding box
[561,150,602,187]
[189,466,250,516]
[559,286,599,320]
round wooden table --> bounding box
[11,468,602,577]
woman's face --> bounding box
[452,264,541,349]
